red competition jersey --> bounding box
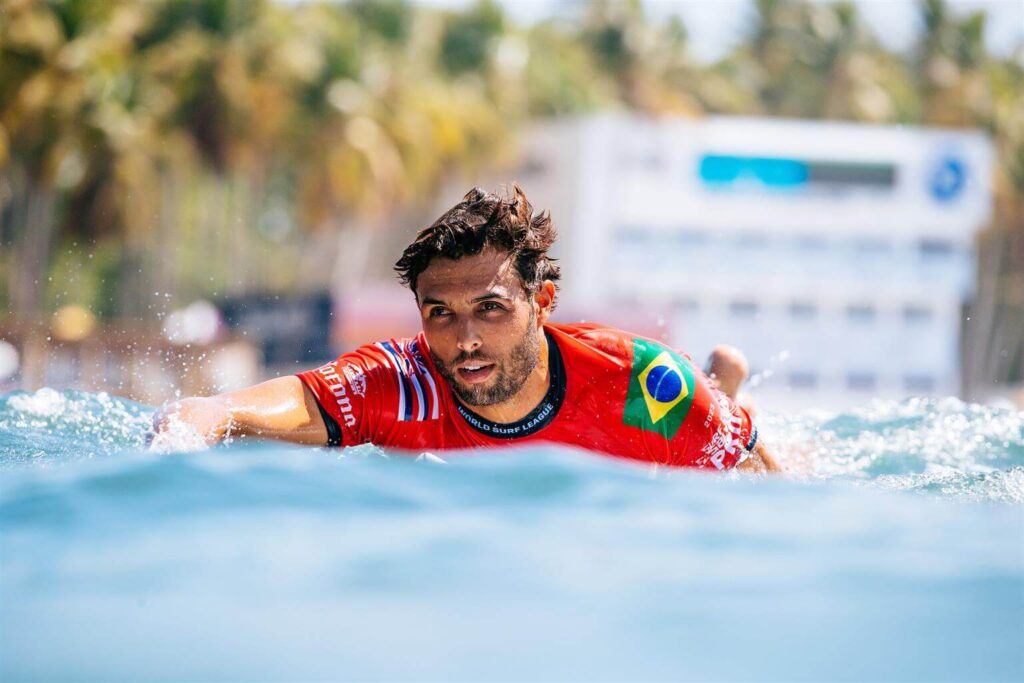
[297,323,758,470]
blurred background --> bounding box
[0,0,1021,410]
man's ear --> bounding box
[533,281,556,324]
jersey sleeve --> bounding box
[614,330,757,470]
[295,342,396,447]
[669,370,758,470]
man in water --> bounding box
[153,185,780,472]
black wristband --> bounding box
[744,425,759,452]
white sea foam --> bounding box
[7,387,68,417]
[1,389,1022,501]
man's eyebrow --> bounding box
[421,291,513,307]
[470,291,513,303]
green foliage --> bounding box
[439,0,505,75]
[525,22,615,116]
[351,0,411,44]
[138,0,261,46]
[0,0,1020,318]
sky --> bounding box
[423,0,1024,63]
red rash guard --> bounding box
[297,322,758,470]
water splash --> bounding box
[1,389,1021,681]
[0,389,151,466]
[147,405,213,454]
[3,388,1021,502]
[761,396,1024,502]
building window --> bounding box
[794,235,828,251]
[904,375,935,392]
[675,298,700,312]
[903,305,934,324]
[918,238,955,259]
[675,230,708,245]
[729,301,759,318]
[788,301,818,320]
[736,231,770,249]
[847,372,877,391]
[845,304,876,323]
[853,238,891,254]
[788,372,817,389]
[615,227,650,244]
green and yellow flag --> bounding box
[622,338,696,439]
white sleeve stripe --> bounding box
[409,340,441,420]
[421,367,440,420]
[394,344,427,421]
[375,342,407,422]
[408,369,426,421]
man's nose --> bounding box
[455,317,482,353]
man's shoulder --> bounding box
[349,333,434,373]
[547,321,631,339]
[546,322,638,361]
[311,333,436,391]
[546,322,694,365]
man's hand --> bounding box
[150,396,232,449]
[149,376,330,450]
[737,441,783,474]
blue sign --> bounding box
[699,155,808,189]
[929,156,967,202]
[698,155,895,192]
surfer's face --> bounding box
[416,247,553,407]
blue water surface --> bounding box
[1,388,1022,682]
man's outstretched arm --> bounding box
[704,346,782,474]
[151,376,329,447]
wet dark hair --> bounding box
[394,184,561,305]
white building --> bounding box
[512,115,993,410]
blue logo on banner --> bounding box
[929,156,967,202]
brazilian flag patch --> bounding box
[623,338,696,439]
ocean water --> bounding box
[1,388,1022,682]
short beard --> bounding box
[431,319,541,408]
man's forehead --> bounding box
[416,249,522,303]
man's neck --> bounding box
[457,333,551,424]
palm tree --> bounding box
[0,0,129,316]
[910,0,1024,396]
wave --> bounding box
[2,388,1021,502]
[1,389,1022,681]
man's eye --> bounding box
[481,302,504,312]
[429,308,451,318]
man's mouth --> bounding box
[456,362,495,384]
